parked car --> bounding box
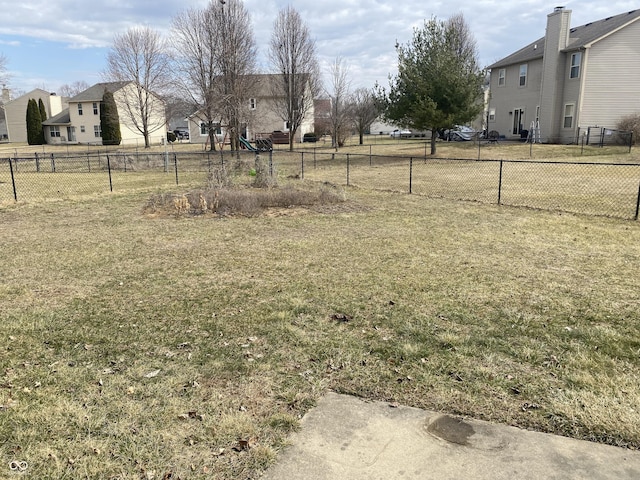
[390,129,412,138]
[173,128,189,140]
[303,132,318,142]
[444,125,476,141]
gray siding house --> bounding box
[487,7,640,143]
[187,74,315,146]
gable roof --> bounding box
[69,81,131,103]
[42,108,71,126]
[488,9,640,69]
[4,88,54,106]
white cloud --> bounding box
[0,0,637,91]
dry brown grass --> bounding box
[1,140,640,479]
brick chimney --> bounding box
[1,85,10,105]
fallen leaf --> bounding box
[331,313,352,323]
[232,437,257,452]
[144,370,161,378]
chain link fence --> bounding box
[2,148,639,220]
[0,150,266,202]
[291,152,640,220]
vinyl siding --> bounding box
[488,58,542,138]
[579,18,640,129]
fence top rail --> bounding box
[289,150,640,167]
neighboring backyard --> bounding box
[1,140,640,478]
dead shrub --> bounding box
[253,155,277,188]
[144,183,345,217]
[616,113,640,145]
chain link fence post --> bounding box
[635,181,640,221]
[346,153,350,186]
[107,155,113,192]
[9,157,17,201]
[498,160,504,204]
[174,153,179,185]
[409,157,413,194]
[301,152,304,180]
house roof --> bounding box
[4,88,55,106]
[488,9,640,69]
[69,81,131,103]
[42,108,71,126]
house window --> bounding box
[563,104,574,128]
[50,126,61,138]
[249,98,256,110]
[200,122,221,135]
[78,103,83,115]
[498,69,505,86]
[93,102,99,115]
[80,125,85,133]
[94,125,102,137]
[488,108,495,121]
[519,64,527,86]
[570,52,581,79]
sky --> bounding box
[0,0,638,96]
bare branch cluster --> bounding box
[268,6,322,151]
[171,0,257,151]
[104,26,172,147]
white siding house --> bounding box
[42,82,166,146]
[487,8,640,143]
[3,89,67,143]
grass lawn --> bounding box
[1,148,640,478]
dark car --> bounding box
[173,128,189,140]
[303,133,318,142]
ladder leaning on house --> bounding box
[527,120,542,143]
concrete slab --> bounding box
[262,392,640,480]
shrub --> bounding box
[616,113,640,145]
[26,99,43,145]
[100,89,122,146]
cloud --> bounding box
[1,0,637,91]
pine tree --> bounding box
[100,89,122,146]
[26,99,43,145]
[38,98,47,144]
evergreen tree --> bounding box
[376,14,485,155]
[38,98,47,144]
[26,99,43,145]
[100,89,122,146]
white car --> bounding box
[445,125,476,141]
[390,129,412,138]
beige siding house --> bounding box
[3,89,67,143]
[487,7,640,143]
[43,82,166,146]
[187,74,315,146]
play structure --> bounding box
[239,136,258,152]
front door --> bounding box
[512,108,525,135]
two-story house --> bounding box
[43,81,166,146]
[187,74,315,145]
[3,88,67,143]
[487,7,640,143]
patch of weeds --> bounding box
[144,183,346,217]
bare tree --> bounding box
[0,53,8,86]
[172,6,220,150]
[269,6,321,151]
[172,0,257,152]
[57,81,89,98]
[350,87,379,145]
[104,26,171,148]
[327,57,352,150]
[213,0,257,152]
